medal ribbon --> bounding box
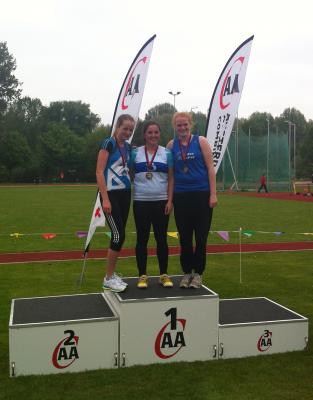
[179,134,192,163]
[144,146,158,171]
[116,141,127,168]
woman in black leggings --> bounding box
[131,121,174,288]
[96,114,135,292]
[167,112,217,289]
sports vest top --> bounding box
[172,135,209,193]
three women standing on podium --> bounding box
[96,112,217,292]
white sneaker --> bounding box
[112,272,128,287]
[103,276,126,292]
[189,273,202,289]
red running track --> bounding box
[231,191,313,202]
[1,241,313,264]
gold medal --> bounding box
[145,145,158,178]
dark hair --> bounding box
[143,121,161,135]
[113,114,135,136]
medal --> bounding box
[116,141,128,171]
[145,145,158,175]
[179,135,192,174]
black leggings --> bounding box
[104,190,131,251]
[133,200,169,276]
[173,191,213,275]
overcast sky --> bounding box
[1,0,313,124]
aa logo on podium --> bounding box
[52,330,79,369]
[257,329,273,352]
[155,308,186,359]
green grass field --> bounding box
[0,185,313,399]
[0,185,312,253]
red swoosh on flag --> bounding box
[94,207,101,218]
[219,56,244,110]
[121,56,147,110]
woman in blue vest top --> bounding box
[96,114,135,293]
[167,112,217,288]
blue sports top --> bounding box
[130,146,173,201]
[172,135,209,193]
[100,137,131,191]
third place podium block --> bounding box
[218,297,308,359]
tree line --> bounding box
[0,42,312,183]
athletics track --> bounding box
[232,191,313,202]
[1,241,313,264]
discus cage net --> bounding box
[216,131,292,192]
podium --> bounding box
[9,293,119,376]
[218,297,308,359]
[103,276,219,366]
[8,277,309,376]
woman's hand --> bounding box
[102,198,112,215]
[209,194,218,208]
[165,201,173,215]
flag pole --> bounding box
[239,227,242,283]
[227,146,239,191]
[77,253,88,288]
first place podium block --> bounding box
[9,293,119,377]
[103,276,219,367]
